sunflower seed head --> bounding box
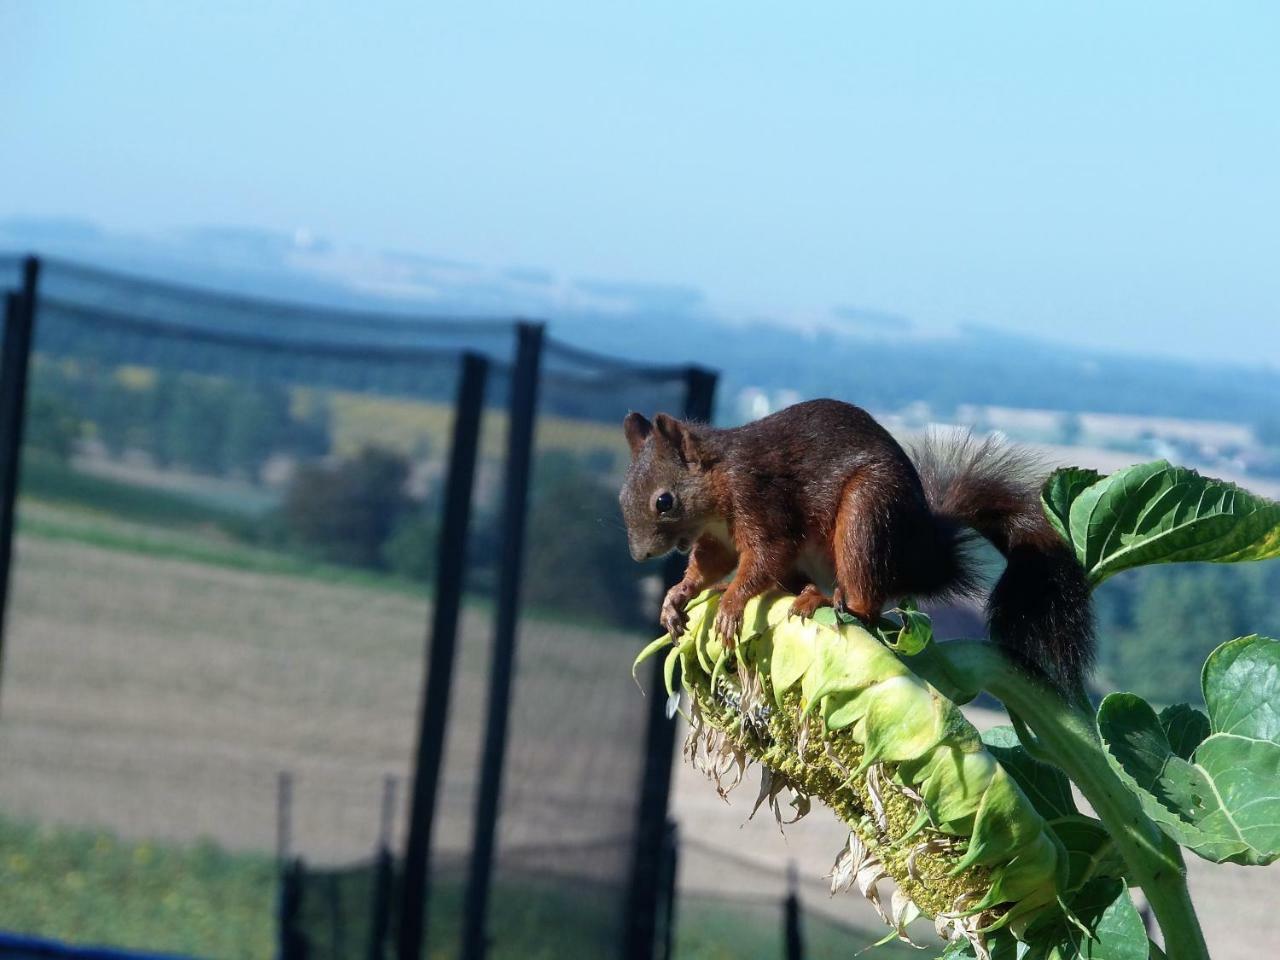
[656,590,1061,958]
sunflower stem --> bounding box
[909,640,1210,960]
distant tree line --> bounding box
[1092,561,1280,705]
[25,358,330,476]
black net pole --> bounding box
[658,820,680,960]
[278,859,306,960]
[784,863,804,960]
[0,256,40,701]
[370,776,400,960]
[460,323,544,960]
[368,846,395,960]
[396,352,490,960]
[624,365,718,960]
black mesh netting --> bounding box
[446,338,694,960]
[0,259,712,960]
[672,842,920,960]
[0,261,514,958]
[281,855,399,960]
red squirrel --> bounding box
[619,399,1094,690]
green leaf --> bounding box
[1042,466,1103,546]
[883,599,934,655]
[955,765,1047,870]
[1047,815,1127,893]
[1098,640,1280,867]
[939,933,1021,959]
[1157,704,1209,761]
[632,634,672,680]
[663,644,681,698]
[769,618,817,704]
[1046,461,1280,585]
[811,605,839,628]
[982,726,1078,820]
[1097,692,1253,863]
[1202,634,1280,743]
[1024,879,1148,960]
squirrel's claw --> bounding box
[662,612,688,639]
[660,585,691,639]
[789,584,833,620]
[713,604,744,650]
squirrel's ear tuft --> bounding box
[623,412,653,457]
[653,413,703,469]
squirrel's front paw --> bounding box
[660,586,691,638]
[713,603,744,650]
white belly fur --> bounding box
[795,540,836,591]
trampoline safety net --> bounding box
[0,257,714,960]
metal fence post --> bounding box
[784,863,804,960]
[624,365,718,960]
[0,256,40,699]
[370,775,400,960]
[460,324,544,960]
[277,858,307,960]
[395,352,490,960]
[369,847,395,960]
[657,820,680,960]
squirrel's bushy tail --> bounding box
[909,432,1095,691]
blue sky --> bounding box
[2,1,1278,364]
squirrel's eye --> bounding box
[655,491,675,514]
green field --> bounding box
[0,815,276,958]
[0,814,904,960]
[17,453,417,589]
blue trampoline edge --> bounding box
[0,931,199,960]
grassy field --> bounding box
[0,813,904,960]
[0,814,276,958]
[22,453,263,528]
[16,496,426,595]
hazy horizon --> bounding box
[3,1,1278,365]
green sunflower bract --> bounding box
[634,590,1066,957]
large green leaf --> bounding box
[1097,693,1254,863]
[1041,460,1280,585]
[1097,636,1280,865]
[1024,880,1149,960]
[1201,634,1280,741]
